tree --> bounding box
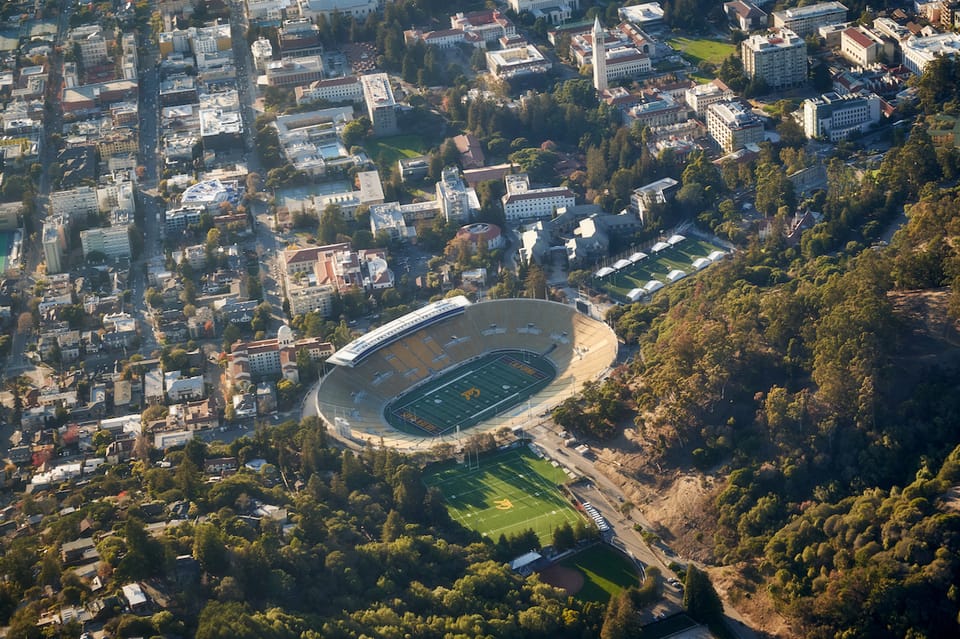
[319,204,346,245]
[683,565,723,627]
[342,118,369,148]
[245,172,261,196]
[524,264,548,299]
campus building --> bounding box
[486,45,552,79]
[771,2,848,36]
[228,325,334,388]
[706,100,764,152]
[360,73,398,136]
[901,32,960,75]
[840,26,887,67]
[501,174,576,223]
[741,28,807,90]
[436,166,481,224]
[283,242,394,316]
[685,79,735,118]
[801,91,882,141]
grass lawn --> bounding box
[667,37,736,66]
[423,448,583,544]
[559,545,639,603]
[365,134,426,168]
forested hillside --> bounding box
[577,63,960,634]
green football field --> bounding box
[384,350,556,436]
[423,448,584,544]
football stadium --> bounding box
[317,297,618,450]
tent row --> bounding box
[597,251,652,278]
[626,279,666,301]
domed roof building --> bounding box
[456,222,505,251]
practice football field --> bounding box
[424,448,584,543]
[385,350,556,436]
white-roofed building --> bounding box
[501,173,576,223]
[772,2,848,36]
[360,73,398,136]
[369,202,415,241]
[801,91,881,141]
[902,32,960,74]
[297,0,379,20]
[486,45,552,79]
[618,3,664,26]
[707,100,765,152]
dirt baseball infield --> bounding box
[538,564,585,596]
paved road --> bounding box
[4,3,72,378]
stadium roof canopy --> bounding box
[627,288,645,301]
[612,258,632,270]
[667,234,686,245]
[651,241,670,253]
[628,251,647,263]
[595,266,615,278]
[328,295,471,367]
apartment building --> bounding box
[80,226,132,260]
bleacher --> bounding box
[317,299,619,448]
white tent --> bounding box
[651,241,670,253]
[708,250,726,262]
[692,257,711,270]
[595,266,615,278]
[667,269,687,282]
[613,258,632,270]
[644,280,664,293]
[626,288,645,302]
[628,251,648,263]
[667,234,686,246]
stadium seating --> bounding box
[316,299,618,449]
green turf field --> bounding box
[560,545,640,603]
[364,134,425,168]
[423,448,583,543]
[384,350,556,436]
[0,232,11,272]
[594,238,722,302]
[667,37,736,66]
